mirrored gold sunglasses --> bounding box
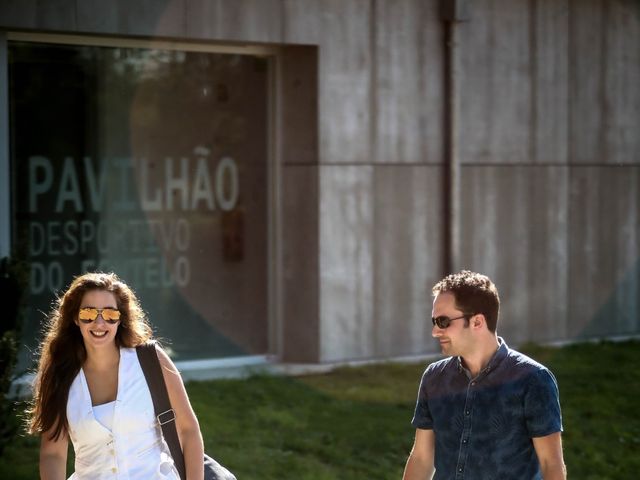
[78,307,121,324]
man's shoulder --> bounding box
[505,347,549,372]
[501,347,559,387]
[416,356,459,391]
[424,355,458,376]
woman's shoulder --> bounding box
[120,341,157,353]
[119,345,143,367]
[120,346,137,356]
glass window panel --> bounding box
[9,40,270,368]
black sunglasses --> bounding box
[431,314,473,329]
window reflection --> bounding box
[10,41,270,368]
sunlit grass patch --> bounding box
[0,340,638,479]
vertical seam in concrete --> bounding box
[562,0,571,340]
[567,0,574,167]
[369,0,378,166]
[529,0,537,165]
[370,0,379,354]
[527,0,537,340]
[486,2,495,157]
[269,50,282,360]
[442,16,452,275]
[442,9,462,275]
[417,1,428,163]
[598,0,609,291]
[567,0,575,336]
[599,0,608,166]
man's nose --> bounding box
[432,324,443,337]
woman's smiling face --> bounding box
[75,289,120,349]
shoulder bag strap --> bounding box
[136,341,187,480]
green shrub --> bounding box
[0,257,27,456]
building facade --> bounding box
[1,0,638,372]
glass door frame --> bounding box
[0,31,284,375]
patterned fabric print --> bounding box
[411,338,562,480]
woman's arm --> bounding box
[157,347,205,480]
[39,427,68,480]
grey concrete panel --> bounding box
[116,0,186,37]
[320,166,374,361]
[570,0,640,165]
[77,0,185,36]
[282,165,320,362]
[185,0,220,40]
[569,0,604,165]
[458,0,532,164]
[457,166,569,344]
[77,0,119,33]
[603,0,640,165]
[35,0,76,30]
[568,167,640,337]
[282,0,325,45]
[374,0,444,164]
[281,46,318,165]
[187,0,283,42]
[319,0,372,165]
[373,165,444,358]
[285,0,372,164]
[0,0,37,28]
[532,0,569,164]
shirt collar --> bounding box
[456,336,509,377]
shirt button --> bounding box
[110,449,115,455]
[466,410,470,415]
[462,439,467,443]
[471,381,476,386]
[459,467,463,472]
[111,467,117,473]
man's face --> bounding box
[431,291,472,357]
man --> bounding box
[403,271,566,479]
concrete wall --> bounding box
[1,0,638,363]
[456,0,640,347]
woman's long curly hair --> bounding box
[27,272,153,440]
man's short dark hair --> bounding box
[432,270,500,332]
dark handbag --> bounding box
[136,342,237,480]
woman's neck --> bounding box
[84,345,120,371]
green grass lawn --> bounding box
[1,340,638,479]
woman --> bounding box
[27,272,205,479]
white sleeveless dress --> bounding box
[66,348,180,480]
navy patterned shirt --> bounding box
[411,338,562,480]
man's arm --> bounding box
[402,428,435,480]
[532,432,566,480]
